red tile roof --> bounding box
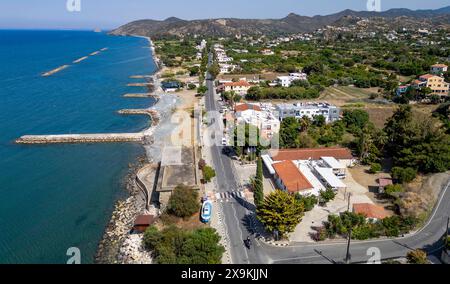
[431,64,448,68]
[133,215,155,226]
[272,161,313,193]
[378,178,393,188]
[235,103,261,112]
[223,81,252,87]
[271,147,353,161]
[353,203,389,220]
[419,74,436,80]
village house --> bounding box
[260,49,275,56]
[218,80,252,95]
[430,64,448,75]
[272,160,315,195]
[417,74,449,95]
[353,203,390,221]
[276,72,308,87]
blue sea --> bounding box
[0,30,157,263]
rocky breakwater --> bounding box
[95,157,154,264]
[117,234,152,264]
[118,109,160,126]
[15,133,144,144]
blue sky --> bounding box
[0,0,449,30]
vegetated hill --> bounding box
[110,6,450,38]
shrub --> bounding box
[319,188,337,204]
[352,224,375,240]
[369,163,382,174]
[143,225,162,250]
[384,184,404,199]
[202,165,216,183]
[148,226,224,264]
[391,167,417,183]
[187,83,196,90]
[406,249,428,264]
[167,185,200,218]
[296,194,318,212]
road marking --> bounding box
[215,191,245,202]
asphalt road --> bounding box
[204,53,450,264]
[204,65,269,264]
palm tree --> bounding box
[299,116,311,132]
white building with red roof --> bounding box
[219,80,252,95]
[430,64,448,74]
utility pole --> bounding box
[347,192,352,212]
[345,227,352,264]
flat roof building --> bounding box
[275,102,340,123]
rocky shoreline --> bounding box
[94,35,163,264]
[94,156,146,263]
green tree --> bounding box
[167,185,200,218]
[197,85,208,95]
[257,190,304,238]
[319,187,337,204]
[313,115,326,127]
[391,167,417,183]
[406,249,428,264]
[369,163,382,174]
[208,62,220,79]
[178,228,225,264]
[295,194,318,212]
[343,109,370,134]
[147,226,225,264]
[299,116,312,132]
[253,158,265,208]
[143,225,162,251]
[384,184,404,199]
[189,66,200,76]
[280,117,300,148]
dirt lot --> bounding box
[156,212,207,231]
[348,165,396,212]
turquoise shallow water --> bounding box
[0,30,156,263]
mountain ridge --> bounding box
[110,6,450,38]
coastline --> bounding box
[94,34,164,264]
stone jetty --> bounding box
[16,108,160,145]
[123,93,158,98]
[127,83,154,87]
[129,75,153,79]
[118,109,160,125]
[16,133,144,144]
[42,65,70,77]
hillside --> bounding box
[110,6,450,38]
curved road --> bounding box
[205,54,449,264]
